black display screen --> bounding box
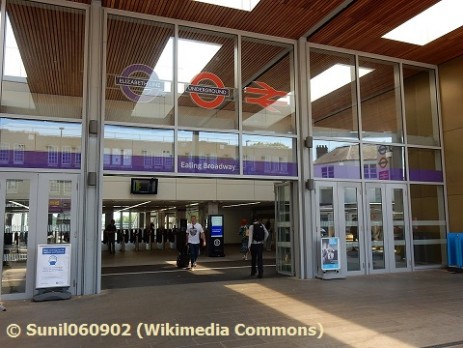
[130,178,158,194]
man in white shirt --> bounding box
[186,215,206,270]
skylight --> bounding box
[193,0,261,12]
[310,64,372,102]
[4,15,27,78]
[382,0,463,46]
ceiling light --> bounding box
[310,64,372,102]
[382,0,463,45]
[222,202,261,208]
[115,201,151,213]
[193,0,261,11]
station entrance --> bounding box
[100,177,297,288]
[315,181,412,277]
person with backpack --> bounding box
[247,216,269,278]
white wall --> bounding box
[103,176,276,202]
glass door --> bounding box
[275,182,293,275]
[315,182,364,276]
[366,183,410,273]
[0,174,38,299]
[339,183,364,275]
[0,173,78,300]
[37,174,79,294]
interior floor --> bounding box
[101,244,278,289]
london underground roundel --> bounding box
[186,72,230,109]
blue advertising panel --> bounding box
[321,237,340,271]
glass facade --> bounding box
[104,14,298,178]
[0,0,450,290]
[310,47,444,268]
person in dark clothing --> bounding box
[105,219,117,254]
[247,217,269,278]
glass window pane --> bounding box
[243,135,296,177]
[47,180,72,244]
[392,188,407,269]
[410,185,446,266]
[2,0,85,119]
[0,118,81,170]
[344,187,360,271]
[178,131,239,175]
[318,186,335,237]
[310,49,359,139]
[362,144,405,181]
[106,15,175,126]
[177,27,237,130]
[276,184,293,275]
[403,65,440,146]
[103,125,174,172]
[408,148,443,182]
[368,187,385,270]
[359,57,403,143]
[313,140,360,179]
[2,179,30,294]
[242,37,295,134]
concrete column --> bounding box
[81,0,103,295]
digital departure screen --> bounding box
[210,215,223,237]
[130,178,158,194]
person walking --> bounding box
[247,216,269,278]
[186,215,206,270]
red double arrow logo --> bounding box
[244,81,287,112]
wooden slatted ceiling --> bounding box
[7,0,85,97]
[101,0,347,39]
[10,0,463,104]
[96,0,463,65]
[308,0,463,65]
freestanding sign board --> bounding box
[34,244,72,301]
[321,237,340,271]
[208,215,225,257]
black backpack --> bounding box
[253,223,265,242]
